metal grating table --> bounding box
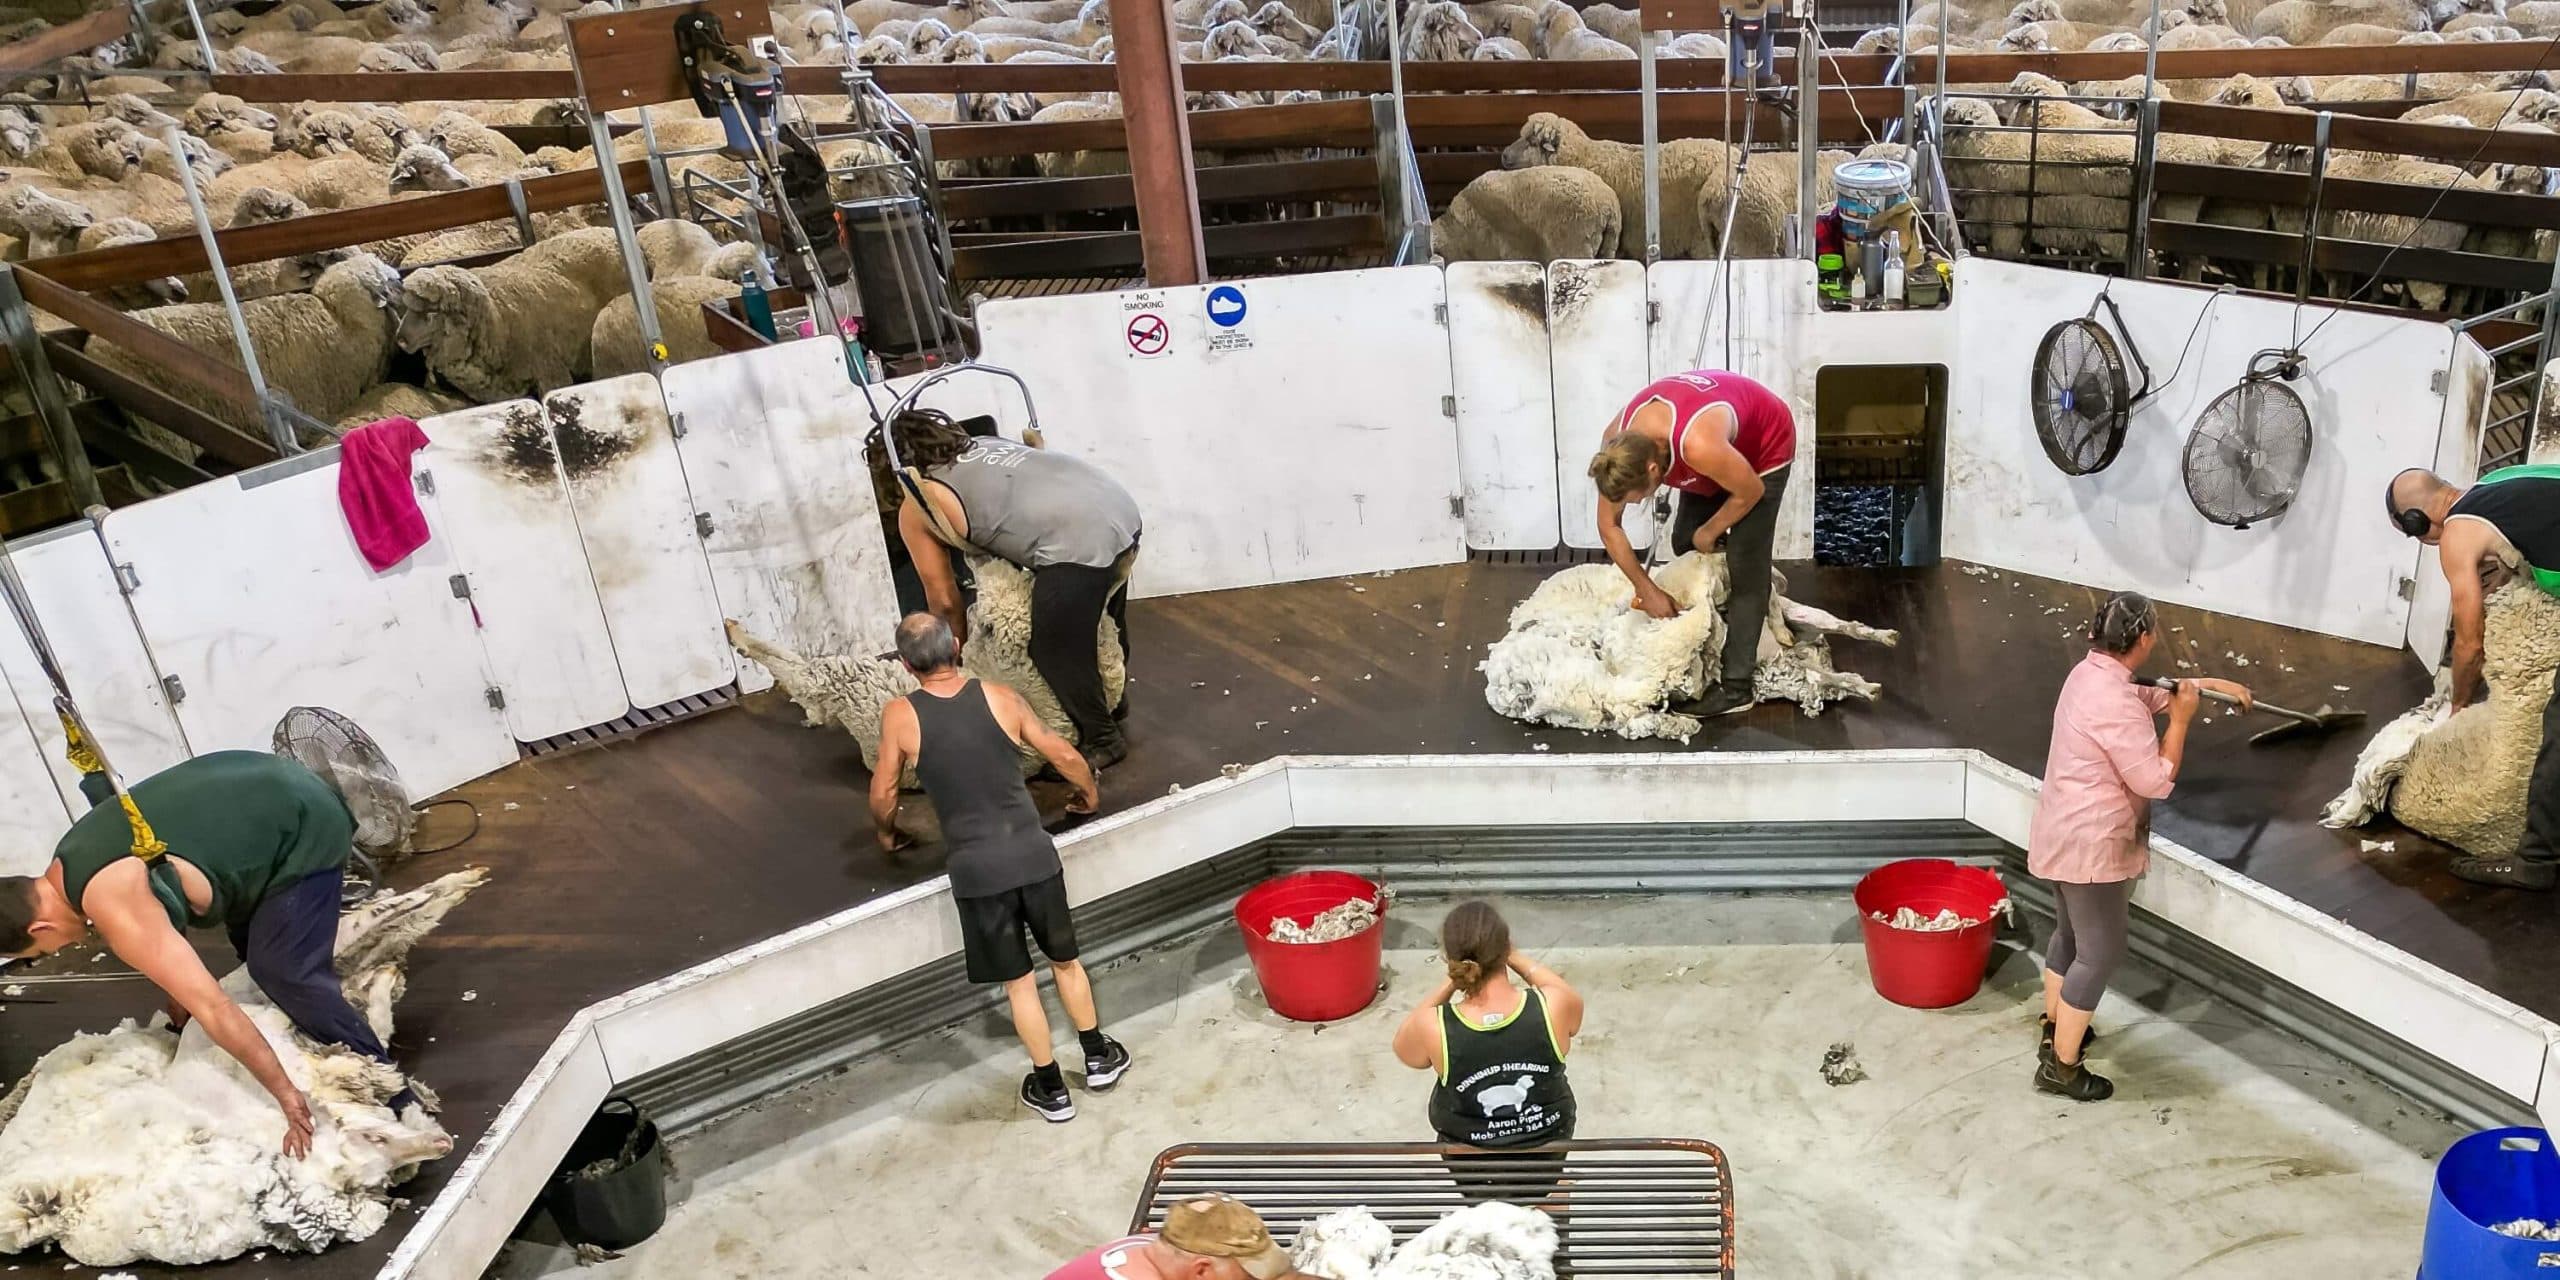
[1132,1141,1735,1278]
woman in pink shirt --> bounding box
[2027,592,2248,1102]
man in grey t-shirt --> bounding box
[875,410,1143,769]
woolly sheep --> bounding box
[1481,552,1899,740]
[1474,34,1533,56]
[727,556,1127,784]
[1500,113,1731,258]
[422,110,527,168]
[2326,583,2560,855]
[396,258,605,401]
[1431,165,1623,263]
[590,274,743,377]
[187,93,281,163]
[1400,0,1487,58]
[0,184,94,258]
[1536,0,1637,58]
[970,0,1113,43]
[34,119,144,182]
[73,217,185,306]
[0,871,479,1267]
[2251,0,2426,44]
[93,253,404,434]
[336,382,467,429]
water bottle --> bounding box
[739,269,777,341]
[1881,232,1906,306]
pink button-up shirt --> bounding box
[2028,651,2177,884]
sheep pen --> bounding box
[1480,550,1900,740]
[0,868,485,1268]
[2324,580,2560,857]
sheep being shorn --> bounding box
[2325,581,2560,856]
[1481,551,1899,741]
[0,869,483,1267]
[726,555,1127,784]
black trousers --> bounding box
[1670,464,1792,686]
[225,867,393,1064]
[2525,662,2559,867]
[1027,546,1134,753]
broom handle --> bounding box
[2140,676,2320,725]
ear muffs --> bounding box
[2384,479,2432,538]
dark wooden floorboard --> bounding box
[0,558,2516,1278]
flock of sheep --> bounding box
[0,0,2551,472]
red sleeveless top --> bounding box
[1607,370,1796,499]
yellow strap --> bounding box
[58,710,100,776]
[60,708,164,860]
[120,793,167,860]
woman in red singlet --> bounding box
[1585,369,1798,719]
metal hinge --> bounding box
[414,469,436,496]
[2429,369,2447,394]
[485,686,507,711]
[112,561,140,593]
[695,512,715,539]
[449,574,471,600]
[1440,394,1456,418]
[1449,495,1465,519]
[1432,303,1448,324]
[2398,575,2417,601]
[669,411,687,440]
[159,674,184,705]
[1648,301,1662,324]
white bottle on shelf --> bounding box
[1881,232,1906,306]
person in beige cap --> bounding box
[1044,1193,1305,1280]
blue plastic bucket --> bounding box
[2421,1127,2560,1278]
[1834,159,1912,241]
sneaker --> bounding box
[1021,1071,1076,1122]
[2450,855,2556,890]
[1081,739,1128,772]
[2034,1056,2116,1102]
[1673,681,1758,719]
[1084,1035,1132,1090]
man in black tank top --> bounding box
[869,614,1131,1123]
[2387,467,2560,889]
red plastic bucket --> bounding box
[1852,859,2008,1009]
[1235,871,1387,1023]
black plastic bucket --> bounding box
[544,1097,668,1250]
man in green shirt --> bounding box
[1,751,401,1156]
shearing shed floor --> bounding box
[495,894,2461,1280]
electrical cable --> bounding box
[2288,35,2560,355]
[2139,281,2227,399]
[405,797,481,856]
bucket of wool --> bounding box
[1236,870,1388,1022]
[545,1098,669,1250]
[1852,859,2007,1009]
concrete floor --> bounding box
[497,895,2460,1280]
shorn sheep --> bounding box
[727,554,1127,785]
[2326,581,2560,857]
[0,869,483,1267]
[1481,551,1900,741]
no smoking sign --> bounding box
[1124,310,1170,359]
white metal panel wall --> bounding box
[1445,262,1563,550]
[977,268,1467,597]
[1946,258,2441,646]
[2409,336,2492,669]
[545,376,736,709]
[417,401,632,740]
[100,458,516,798]
[0,520,189,799]
[665,340,902,695]
[0,605,73,875]
[1549,260,1656,550]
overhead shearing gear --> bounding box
[0,511,165,859]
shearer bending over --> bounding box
[1586,369,1799,719]
[2386,464,2560,889]
[0,750,411,1157]
[871,409,1143,771]
[871,613,1132,1122]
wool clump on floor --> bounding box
[0,870,483,1267]
[1269,894,1383,944]
[1479,551,1898,740]
[1292,1203,1558,1280]
[2324,581,2560,856]
[725,555,1126,786]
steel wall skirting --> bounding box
[372,752,2558,1280]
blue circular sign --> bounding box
[1206,285,1248,329]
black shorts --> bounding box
[1442,1120,1576,1208]
[956,872,1080,984]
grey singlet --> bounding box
[928,436,1140,571]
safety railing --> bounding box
[2452,278,2558,474]
[1933,90,2146,274]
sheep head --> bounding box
[379,0,434,33]
[1249,0,1322,45]
[2004,0,2060,27]
[2210,72,2264,105]
[189,93,281,137]
[2185,0,2228,24]
[933,31,988,61]
[0,104,40,161]
[316,1099,453,1189]
[907,17,956,52]
[1080,0,1115,29]
[390,144,470,193]
[2436,0,2503,23]
[2496,73,2557,98]
[290,108,362,158]
[397,266,489,363]
[1997,24,2055,50]
[139,132,229,186]
[226,185,309,227]
[2149,7,2193,32]
[96,93,180,134]
[424,110,499,157]
[1473,34,1531,57]
[2493,161,2555,195]
[1937,96,2002,128]
[1536,0,1585,51]
[1405,0,1485,59]
[0,186,95,240]
[1199,0,1252,27]
[1855,26,1902,53]
[1203,19,1264,57]
[1501,112,1579,169]
[2006,69,2069,98]
[852,34,912,62]
[358,40,441,73]
[74,122,146,181]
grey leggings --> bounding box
[2043,878,2134,1013]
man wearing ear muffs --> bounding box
[2385,463,2560,889]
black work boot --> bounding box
[2034,1055,2116,1102]
[2449,855,2557,891]
[1673,680,1758,719]
[1081,737,1128,773]
[2039,1017,2098,1054]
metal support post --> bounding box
[0,267,102,511]
[1640,29,1662,264]
[165,125,294,455]
[503,177,536,246]
[588,114,667,368]
[1798,15,1818,262]
[1107,0,1206,285]
[2531,248,2560,461]
[2128,95,2157,277]
[1386,0,1405,105]
[2298,111,2331,306]
[181,0,219,79]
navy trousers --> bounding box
[225,866,392,1064]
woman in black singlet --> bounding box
[1392,901,1585,1209]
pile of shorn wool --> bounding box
[1480,551,1898,740]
